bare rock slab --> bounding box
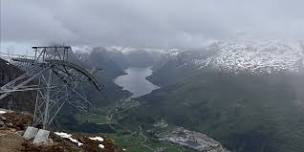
[159,127,227,152]
[23,126,39,140]
[33,129,50,145]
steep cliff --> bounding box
[0,58,35,112]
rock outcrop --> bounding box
[160,127,229,152]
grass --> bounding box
[120,71,304,152]
[106,133,187,152]
[75,112,108,124]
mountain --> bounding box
[0,58,35,112]
[57,48,132,132]
[194,40,304,74]
[72,47,131,106]
[149,40,304,86]
[119,40,304,152]
[147,49,213,86]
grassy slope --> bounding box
[106,133,187,152]
[121,70,304,152]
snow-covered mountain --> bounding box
[167,40,304,74]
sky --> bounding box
[1,0,304,53]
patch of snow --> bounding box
[0,111,7,114]
[89,136,104,142]
[54,132,83,147]
[163,48,185,58]
[98,144,105,149]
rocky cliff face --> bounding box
[0,58,21,86]
[0,58,35,112]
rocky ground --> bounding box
[0,109,124,152]
[159,127,229,152]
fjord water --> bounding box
[114,67,160,98]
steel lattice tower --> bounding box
[0,46,101,129]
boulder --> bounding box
[33,129,50,145]
[23,126,39,140]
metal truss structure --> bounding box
[0,46,101,129]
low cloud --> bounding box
[1,0,304,49]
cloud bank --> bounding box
[1,0,304,49]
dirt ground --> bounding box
[0,111,124,152]
[0,129,24,152]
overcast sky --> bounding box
[1,0,304,52]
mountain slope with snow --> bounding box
[133,41,304,152]
[165,40,304,74]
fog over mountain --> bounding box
[1,0,304,50]
[2,1,304,152]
